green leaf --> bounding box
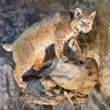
[19,92,24,96]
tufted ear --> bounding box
[89,11,96,21]
[74,8,82,18]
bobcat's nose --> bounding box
[89,27,92,31]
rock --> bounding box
[51,63,88,90]
[0,58,21,110]
[30,0,69,13]
[21,57,98,105]
[41,78,57,90]
[50,58,98,94]
[0,57,53,110]
[22,93,64,105]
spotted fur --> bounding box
[2,8,96,88]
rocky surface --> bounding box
[50,58,98,92]
[1,0,110,110]
[21,57,98,105]
[0,57,53,110]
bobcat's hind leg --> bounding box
[33,50,46,70]
[33,57,44,70]
[13,54,36,88]
[14,62,34,88]
[33,50,53,71]
[13,41,36,88]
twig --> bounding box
[64,91,74,105]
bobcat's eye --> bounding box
[81,20,85,25]
[80,20,85,27]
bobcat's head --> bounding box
[71,8,96,33]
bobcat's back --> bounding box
[13,12,71,53]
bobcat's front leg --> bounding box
[55,35,69,63]
[68,38,86,62]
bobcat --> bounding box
[2,8,96,88]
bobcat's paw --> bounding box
[14,74,27,88]
[59,56,69,63]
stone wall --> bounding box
[1,0,110,110]
[30,0,69,13]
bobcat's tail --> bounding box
[1,41,13,52]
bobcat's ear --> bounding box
[74,8,82,18]
[89,11,96,21]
